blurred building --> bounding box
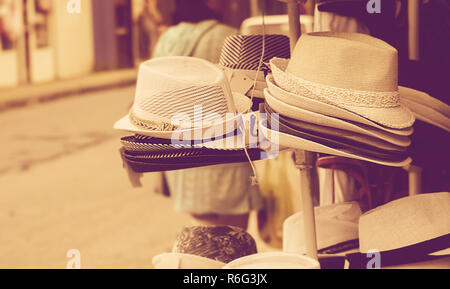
[0,0,138,88]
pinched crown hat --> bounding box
[114,56,243,139]
[270,32,416,129]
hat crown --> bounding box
[219,34,290,70]
[287,32,399,92]
[133,56,235,123]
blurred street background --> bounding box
[0,0,304,269]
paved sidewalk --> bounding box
[0,69,137,112]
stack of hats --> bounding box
[260,32,418,167]
[219,34,290,112]
[114,56,262,173]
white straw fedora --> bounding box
[266,72,413,136]
[222,252,320,269]
[283,202,361,255]
[114,56,243,140]
[263,88,411,147]
[270,32,415,129]
[358,192,450,254]
[152,253,225,269]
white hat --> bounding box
[359,192,450,254]
[114,56,243,140]
[283,202,362,255]
[222,252,320,269]
[152,253,225,269]
[269,32,415,129]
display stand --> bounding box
[277,0,320,261]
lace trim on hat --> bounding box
[270,58,400,108]
[129,110,178,132]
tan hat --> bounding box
[270,32,415,129]
[283,202,362,255]
[114,56,243,140]
[359,192,450,254]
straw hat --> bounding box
[222,252,320,269]
[172,226,258,264]
[359,192,450,254]
[114,56,244,140]
[152,253,225,269]
[283,202,362,255]
[270,32,415,129]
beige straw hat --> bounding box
[270,32,416,129]
[283,202,361,255]
[114,56,244,140]
[359,192,450,254]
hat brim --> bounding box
[270,58,415,129]
[267,75,413,136]
[401,97,450,132]
[264,89,411,147]
[259,119,412,167]
[114,113,242,141]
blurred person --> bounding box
[150,0,263,229]
[0,0,22,42]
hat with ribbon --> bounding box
[283,202,362,255]
[347,192,450,268]
[114,56,245,140]
[269,32,415,129]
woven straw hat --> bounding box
[114,56,244,140]
[223,252,320,269]
[283,202,361,255]
[359,192,450,254]
[270,32,415,129]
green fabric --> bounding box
[153,20,237,63]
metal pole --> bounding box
[408,0,420,60]
[279,0,319,261]
[287,0,301,51]
[293,150,319,261]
